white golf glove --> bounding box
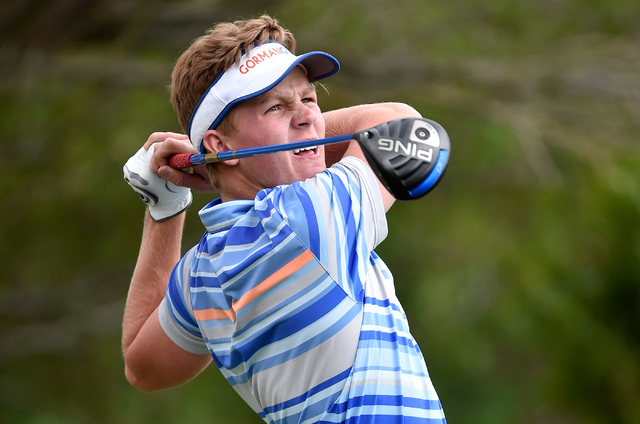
[123,144,192,222]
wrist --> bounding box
[145,206,186,225]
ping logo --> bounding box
[377,121,441,163]
[378,138,434,162]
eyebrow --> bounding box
[259,82,316,104]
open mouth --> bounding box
[293,146,318,155]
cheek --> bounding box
[317,121,326,137]
[312,113,326,137]
[256,124,289,147]
[248,153,288,177]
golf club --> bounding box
[169,117,450,200]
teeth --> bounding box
[293,146,317,154]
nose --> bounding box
[292,101,316,128]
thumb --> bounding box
[158,166,171,179]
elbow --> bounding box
[125,365,155,392]
[124,349,168,392]
[125,364,166,392]
[123,342,162,392]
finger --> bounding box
[158,165,217,193]
[143,132,189,150]
[150,138,198,171]
[168,132,190,141]
[165,137,197,152]
[143,132,170,150]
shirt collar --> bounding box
[198,198,255,233]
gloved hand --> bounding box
[123,144,193,222]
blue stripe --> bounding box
[197,227,227,257]
[327,395,444,416]
[338,415,446,424]
[262,367,352,415]
[208,231,271,267]
[330,172,354,292]
[214,241,275,286]
[331,169,367,297]
[358,330,418,348]
[294,183,322,258]
[166,264,198,329]
[270,391,343,424]
[224,222,266,245]
[364,296,404,313]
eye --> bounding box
[266,104,281,113]
[302,97,316,104]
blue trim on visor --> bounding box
[187,69,227,152]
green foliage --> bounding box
[1,0,639,423]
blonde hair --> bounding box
[170,15,296,135]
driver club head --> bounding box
[354,117,450,201]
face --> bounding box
[211,66,327,199]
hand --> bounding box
[124,142,193,222]
[144,133,218,193]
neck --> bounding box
[217,168,261,203]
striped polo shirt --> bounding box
[159,156,446,423]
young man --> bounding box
[122,15,446,423]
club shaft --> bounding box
[171,134,353,169]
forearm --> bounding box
[323,103,421,167]
[122,209,185,354]
[323,102,421,139]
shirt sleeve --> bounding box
[331,156,388,250]
[157,246,210,355]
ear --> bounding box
[202,130,239,166]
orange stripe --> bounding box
[232,249,315,311]
[194,307,236,322]
[191,250,315,323]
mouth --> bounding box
[292,146,318,156]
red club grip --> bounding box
[169,153,193,169]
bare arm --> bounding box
[122,210,212,391]
[322,102,422,211]
[122,134,213,391]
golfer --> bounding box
[122,15,446,423]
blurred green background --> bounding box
[1,0,639,423]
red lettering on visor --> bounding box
[238,46,290,74]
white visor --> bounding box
[188,41,340,153]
